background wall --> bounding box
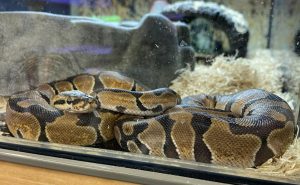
[70,0,300,55]
[209,0,300,55]
[0,0,299,55]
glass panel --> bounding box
[0,0,299,184]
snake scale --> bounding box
[5,71,296,168]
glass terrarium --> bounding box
[0,0,299,184]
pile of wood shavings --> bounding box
[252,138,300,179]
[172,51,288,96]
[170,49,300,179]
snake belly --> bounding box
[5,71,296,168]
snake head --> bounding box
[51,90,98,113]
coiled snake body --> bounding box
[5,71,296,168]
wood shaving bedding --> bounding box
[170,49,300,179]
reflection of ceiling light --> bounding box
[150,0,169,13]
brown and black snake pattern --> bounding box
[5,71,296,168]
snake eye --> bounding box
[66,98,72,104]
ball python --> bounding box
[5,71,296,168]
